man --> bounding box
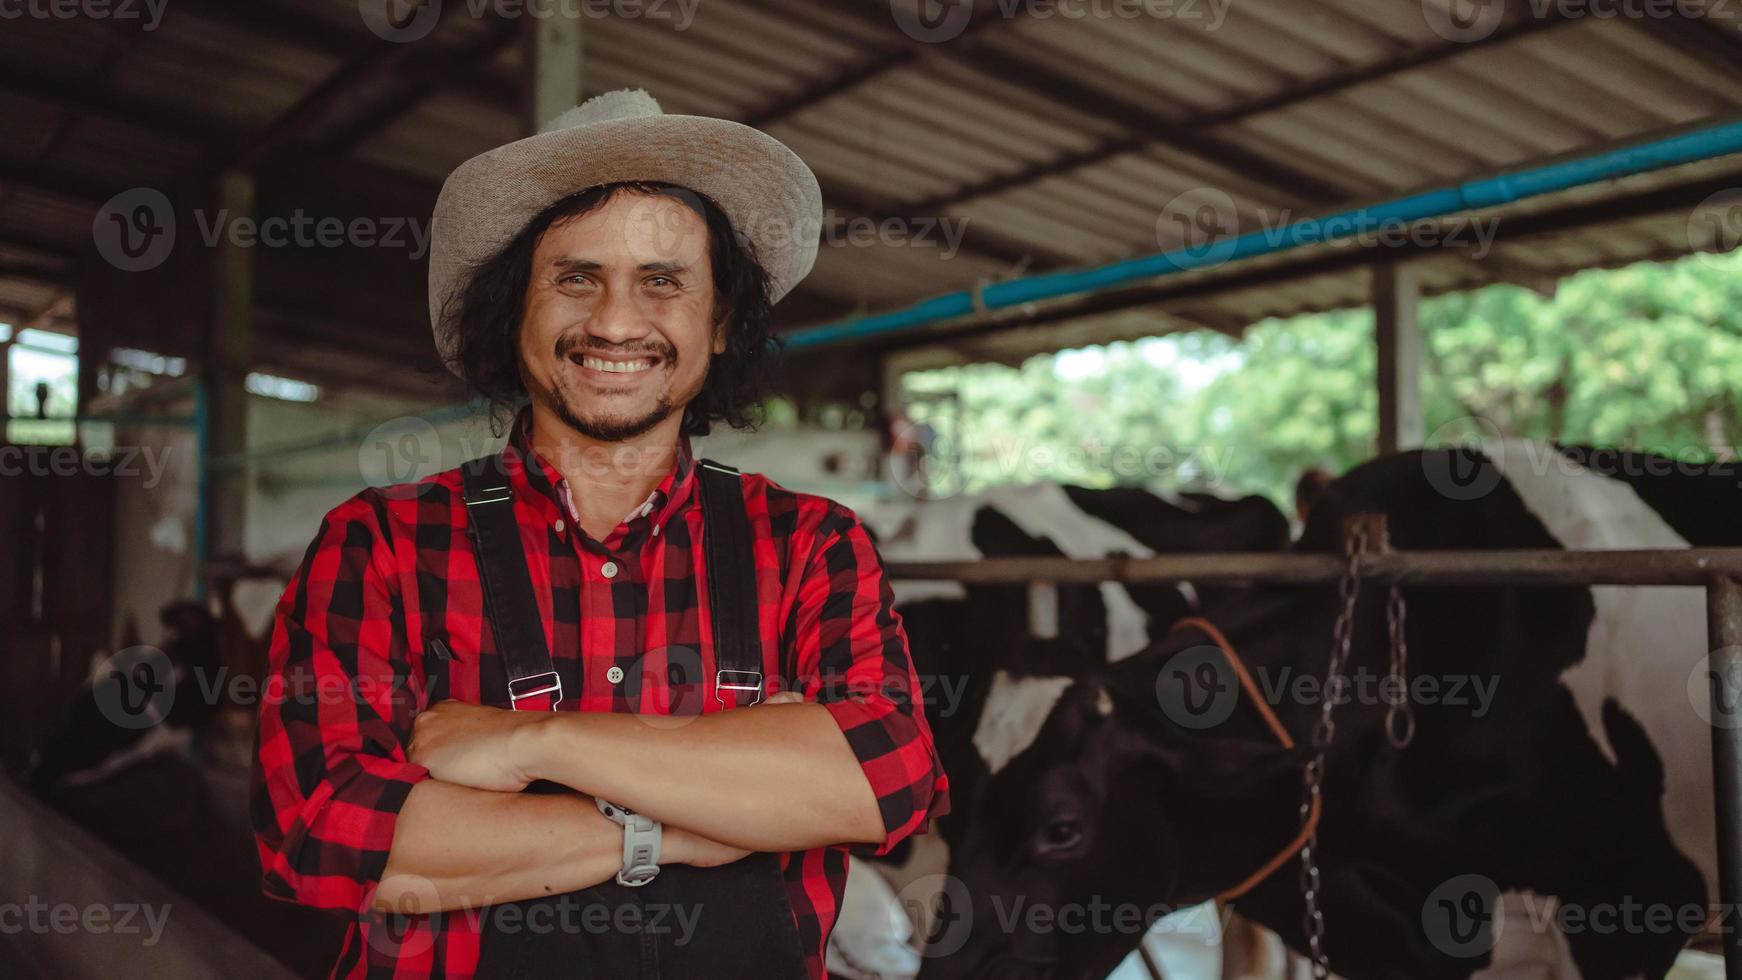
[251,89,949,979]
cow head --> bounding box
[919,644,1310,980]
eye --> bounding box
[1034,818,1084,856]
[645,275,679,289]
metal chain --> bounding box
[1385,584,1417,749]
[1298,522,1367,979]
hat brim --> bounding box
[428,114,822,371]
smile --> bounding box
[575,355,658,374]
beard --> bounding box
[529,333,696,442]
[548,386,677,442]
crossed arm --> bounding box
[374,694,884,912]
[251,499,947,918]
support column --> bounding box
[1708,575,1742,979]
[524,9,584,134]
[0,328,11,423]
[202,170,254,570]
[1373,260,1422,454]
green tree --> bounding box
[901,251,1742,509]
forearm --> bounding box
[519,703,884,852]
[373,780,624,913]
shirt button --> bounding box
[554,519,565,533]
[606,665,625,684]
[652,525,660,537]
[601,561,619,579]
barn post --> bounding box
[1373,260,1423,454]
[1709,574,1742,978]
[524,1,584,134]
[202,169,255,576]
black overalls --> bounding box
[452,455,813,980]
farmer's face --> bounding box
[518,190,723,443]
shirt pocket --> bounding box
[418,635,456,708]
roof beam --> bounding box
[743,0,1019,128]
[905,4,1580,215]
[1633,9,1742,89]
[0,159,111,208]
[230,3,483,168]
[851,167,1742,352]
[318,16,524,154]
[0,232,80,262]
[0,61,229,146]
[805,0,1347,203]
[821,181,1074,270]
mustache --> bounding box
[553,334,675,361]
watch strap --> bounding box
[596,798,661,887]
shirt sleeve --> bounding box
[788,506,950,857]
[250,494,431,913]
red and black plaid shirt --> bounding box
[250,415,949,979]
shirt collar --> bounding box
[502,407,697,543]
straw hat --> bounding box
[427,89,822,368]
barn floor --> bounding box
[33,748,342,979]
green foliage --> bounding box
[901,251,1742,509]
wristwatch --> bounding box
[595,797,662,887]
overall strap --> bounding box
[461,454,563,710]
[697,459,770,705]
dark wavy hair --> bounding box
[442,181,780,436]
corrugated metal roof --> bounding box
[0,0,1738,378]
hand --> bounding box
[408,699,545,792]
[664,825,752,868]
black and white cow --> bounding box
[862,482,1291,823]
[825,483,1289,978]
[921,441,1737,980]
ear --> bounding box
[710,313,731,355]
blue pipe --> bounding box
[783,118,1742,351]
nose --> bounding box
[585,284,652,346]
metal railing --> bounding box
[885,545,1742,977]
